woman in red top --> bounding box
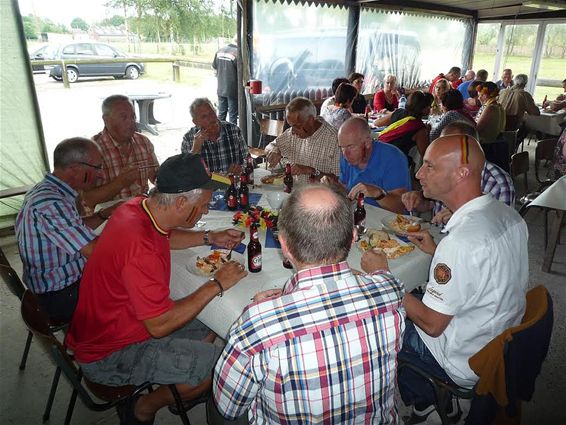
[373,74,399,113]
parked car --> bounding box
[29,44,57,73]
[45,42,145,83]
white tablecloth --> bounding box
[524,110,565,136]
[529,176,566,210]
[169,187,439,337]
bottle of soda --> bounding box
[238,172,249,210]
[225,174,238,211]
[245,154,255,187]
[354,192,366,227]
[283,163,293,194]
[247,223,262,273]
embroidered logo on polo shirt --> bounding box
[434,263,452,284]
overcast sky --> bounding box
[17,0,121,26]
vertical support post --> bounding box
[61,61,69,88]
[345,5,360,77]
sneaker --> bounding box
[403,404,436,424]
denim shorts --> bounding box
[80,320,221,387]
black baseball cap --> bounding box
[156,153,216,193]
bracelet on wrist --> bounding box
[96,210,108,221]
[203,230,211,246]
[209,277,224,297]
[374,188,388,201]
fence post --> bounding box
[172,62,180,82]
[61,61,70,88]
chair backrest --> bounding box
[510,151,529,194]
[1,247,26,300]
[534,138,558,183]
[21,290,53,337]
[259,119,285,138]
[505,286,553,405]
[501,129,519,158]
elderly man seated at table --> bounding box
[334,117,411,214]
[499,74,540,132]
[496,68,514,91]
[458,69,488,100]
[181,98,248,174]
[66,153,247,425]
[403,121,515,225]
[83,94,160,208]
[16,137,119,323]
[543,78,566,112]
[213,184,405,424]
[397,133,528,423]
[265,97,340,181]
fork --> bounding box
[226,247,234,260]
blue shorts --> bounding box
[80,320,221,387]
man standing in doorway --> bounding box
[213,38,239,124]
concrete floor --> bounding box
[1,74,565,424]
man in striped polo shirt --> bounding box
[15,137,117,322]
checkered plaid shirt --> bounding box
[15,174,97,294]
[266,118,340,182]
[214,261,405,424]
[433,161,515,216]
[181,121,248,173]
[93,129,159,200]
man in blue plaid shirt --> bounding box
[181,98,248,174]
[213,184,405,424]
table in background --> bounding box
[524,110,565,137]
[169,184,440,337]
[128,92,171,136]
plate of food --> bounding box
[357,229,415,259]
[187,249,244,277]
[260,173,285,186]
[382,214,429,235]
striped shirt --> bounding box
[181,121,248,173]
[93,128,159,200]
[15,174,97,294]
[265,118,340,183]
[214,261,405,424]
[433,161,515,216]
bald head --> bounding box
[278,184,353,266]
[417,135,484,209]
[338,117,373,168]
[339,117,371,141]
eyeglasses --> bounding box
[78,161,104,171]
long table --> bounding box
[524,110,565,136]
[169,186,440,337]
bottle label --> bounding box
[250,254,262,269]
[239,194,248,206]
[227,195,237,208]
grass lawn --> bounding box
[473,52,565,102]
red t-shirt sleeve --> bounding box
[121,253,174,321]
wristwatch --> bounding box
[312,168,321,177]
[374,188,388,201]
[203,230,211,246]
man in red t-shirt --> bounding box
[66,153,247,424]
[429,66,462,93]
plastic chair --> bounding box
[398,286,553,425]
[21,289,204,425]
[510,151,529,196]
[1,248,68,422]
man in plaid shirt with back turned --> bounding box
[213,184,405,424]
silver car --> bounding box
[47,41,145,83]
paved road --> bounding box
[33,72,217,165]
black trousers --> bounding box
[36,280,80,323]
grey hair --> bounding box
[148,187,205,207]
[53,137,99,169]
[101,94,132,116]
[514,74,528,88]
[278,184,353,265]
[190,98,215,119]
[286,97,317,121]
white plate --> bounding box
[185,248,245,277]
[381,215,430,236]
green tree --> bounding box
[70,17,89,31]
[40,18,68,34]
[102,15,126,26]
[22,15,38,39]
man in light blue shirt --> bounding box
[337,117,411,213]
[458,69,488,100]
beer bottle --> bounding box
[283,163,293,193]
[282,257,293,269]
[225,174,238,211]
[238,172,249,210]
[247,223,262,273]
[354,192,366,227]
[245,154,255,187]
[365,104,371,120]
